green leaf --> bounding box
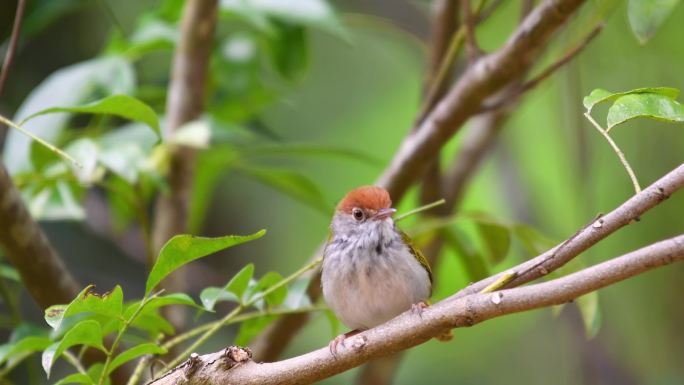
[123,293,203,319]
[234,315,277,346]
[146,231,266,295]
[323,309,340,338]
[130,311,175,336]
[45,285,124,330]
[606,93,684,130]
[0,336,52,366]
[220,0,347,38]
[628,0,681,44]
[53,373,95,385]
[108,343,167,374]
[225,263,255,301]
[200,264,255,310]
[3,56,135,174]
[269,23,308,80]
[27,180,85,221]
[21,94,161,137]
[251,272,287,308]
[240,143,380,165]
[65,139,102,184]
[576,291,602,338]
[0,264,20,281]
[512,225,557,256]
[42,320,105,377]
[441,228,490,282]
[237,166,331,215]
[199,287,239,311]
[582,87,679,111]
[476,222,511,265]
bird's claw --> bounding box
[411,301,429,318]
[328,329,361,357]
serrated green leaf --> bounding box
[108,343,167,374]
[606,93,684,130]
[628,0,681,44]
[583,87,680,111]
[42,320,105,377]
[146,231,266,295]
[576,291,602,338]
[21,94,160,137]
[45,285,124,330]
[234,315,277,346]
[237,166,331,215]
[53,373,94,385]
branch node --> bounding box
[491,292,502,305]
[592,218,604,229]
[350,335,368,352]
[221,346,253,369]
[183,353,202,378]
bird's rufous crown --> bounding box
[336,186,392,214]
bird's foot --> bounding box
[411,301,430,318]
[329,329,361,357]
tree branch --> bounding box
[378,0,586,199]
[0,0,27,147]
[150,0,217,325]
[150,233,684,385]
[0,160,80,308]
[452,162,684,299]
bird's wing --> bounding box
[399,229,433,285]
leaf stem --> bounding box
[395,199,446,222]
[63,350,88,375]
[160,257,323,373]
[98,290,163,385]
[584,112,641,194]
[0,114,82,168]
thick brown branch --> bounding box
[378,0,586,199]
[0,161,80,308]
[150,234,684,385]
[150,0,217,325]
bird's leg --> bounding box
[411,301,430,318]
[329,329,361,357]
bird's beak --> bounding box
[373,208,396,220]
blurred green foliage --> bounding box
[0,0,683,384]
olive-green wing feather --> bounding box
[399,229,433,285]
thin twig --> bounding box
[0,114,81,167]
[584,112,641,194]
[0,0,26,98]
[461,0,480,63]
[394,199,446,222]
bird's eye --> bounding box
[352,208,364,221]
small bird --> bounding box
[321,186,433,354]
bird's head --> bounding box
[331,186,396,235]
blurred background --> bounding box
[1,0,683,384]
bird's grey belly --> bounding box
[322,247,430,330]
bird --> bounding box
[321,185,433,354]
